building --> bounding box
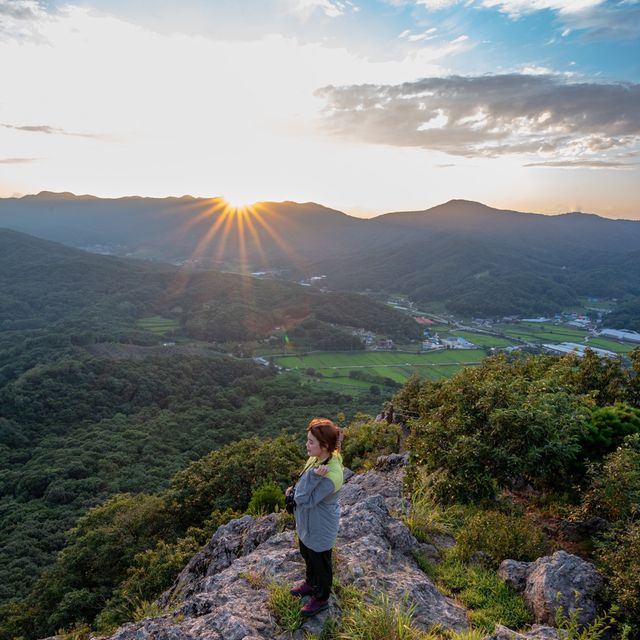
[441,336,476,349]
[599,329,640,343]
[542,342,617,359]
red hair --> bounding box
[307,417,342,454]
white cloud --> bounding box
[407,0,639,39]
[287,0,350,17]
[316,74,640,159]
[415,0,459,8]
[0,0,51,41]
[479,0,603,17]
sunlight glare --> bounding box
[223,195,256,210]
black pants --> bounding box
[299,539,332,601]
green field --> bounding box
[586,338,637,354]
[273,349,484,385]
[496,322,588,343]
[136,316,179,335]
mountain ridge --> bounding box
[2,193,640,316]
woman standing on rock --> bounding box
[286,417,344,617]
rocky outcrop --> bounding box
[499,550,603,627]
[106,456,467,640]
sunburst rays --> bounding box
[167,198,305,340]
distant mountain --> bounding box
[2,193,639,316]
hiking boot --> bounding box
[290,581,314,597]
[301,597,329,617]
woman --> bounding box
[287,417,344,617]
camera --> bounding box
[285,492,296,514]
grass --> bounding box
[136,315,179,335]
[337,594,426,640]
[404,481,476,544]
[584,338,636,354]
[269,582,303,632]
[416,552,532,634]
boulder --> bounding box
[498,559,530,593]
[499,550,603,627]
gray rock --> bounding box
[484,624,560,640]
[522,551,603,627]
[375,453,409,470]
[558,518,608,542]
[498,559,531,593]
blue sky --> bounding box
[1,0,639,218]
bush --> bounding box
[581,404,640,462]
[455,510,548,568]
[405,355,591,503]
[247,481,285,516]
[341,416,402,472]
[598,522,640,630]
[579,433,640,523]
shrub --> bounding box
[247,481,285,516]
[581,404,640,462]
[578,433,640,523]
[341,416,402,472]
[455,510,548,568]
[598,522,640,630]
[406,355,591,503]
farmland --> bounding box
[495,322,588,343]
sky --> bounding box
[1,0,639,218]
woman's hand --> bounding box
[285,486,294,496]
[314,465,329,476]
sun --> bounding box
[223,194,256,209]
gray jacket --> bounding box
[294,454,343,552]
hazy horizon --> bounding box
[3,189,638,222]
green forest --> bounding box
[2,229,640,640]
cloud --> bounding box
[478,0,603,17]
[1,122,103,139]
[0,0,51,41]
[316,74,640,159]
[406,0,639,39]
[524,159,637,168]
[400,27,439,41]
[0,157,38,164]
[288,0,354,17]
[562,1,640,40]
[0,0,43,20]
